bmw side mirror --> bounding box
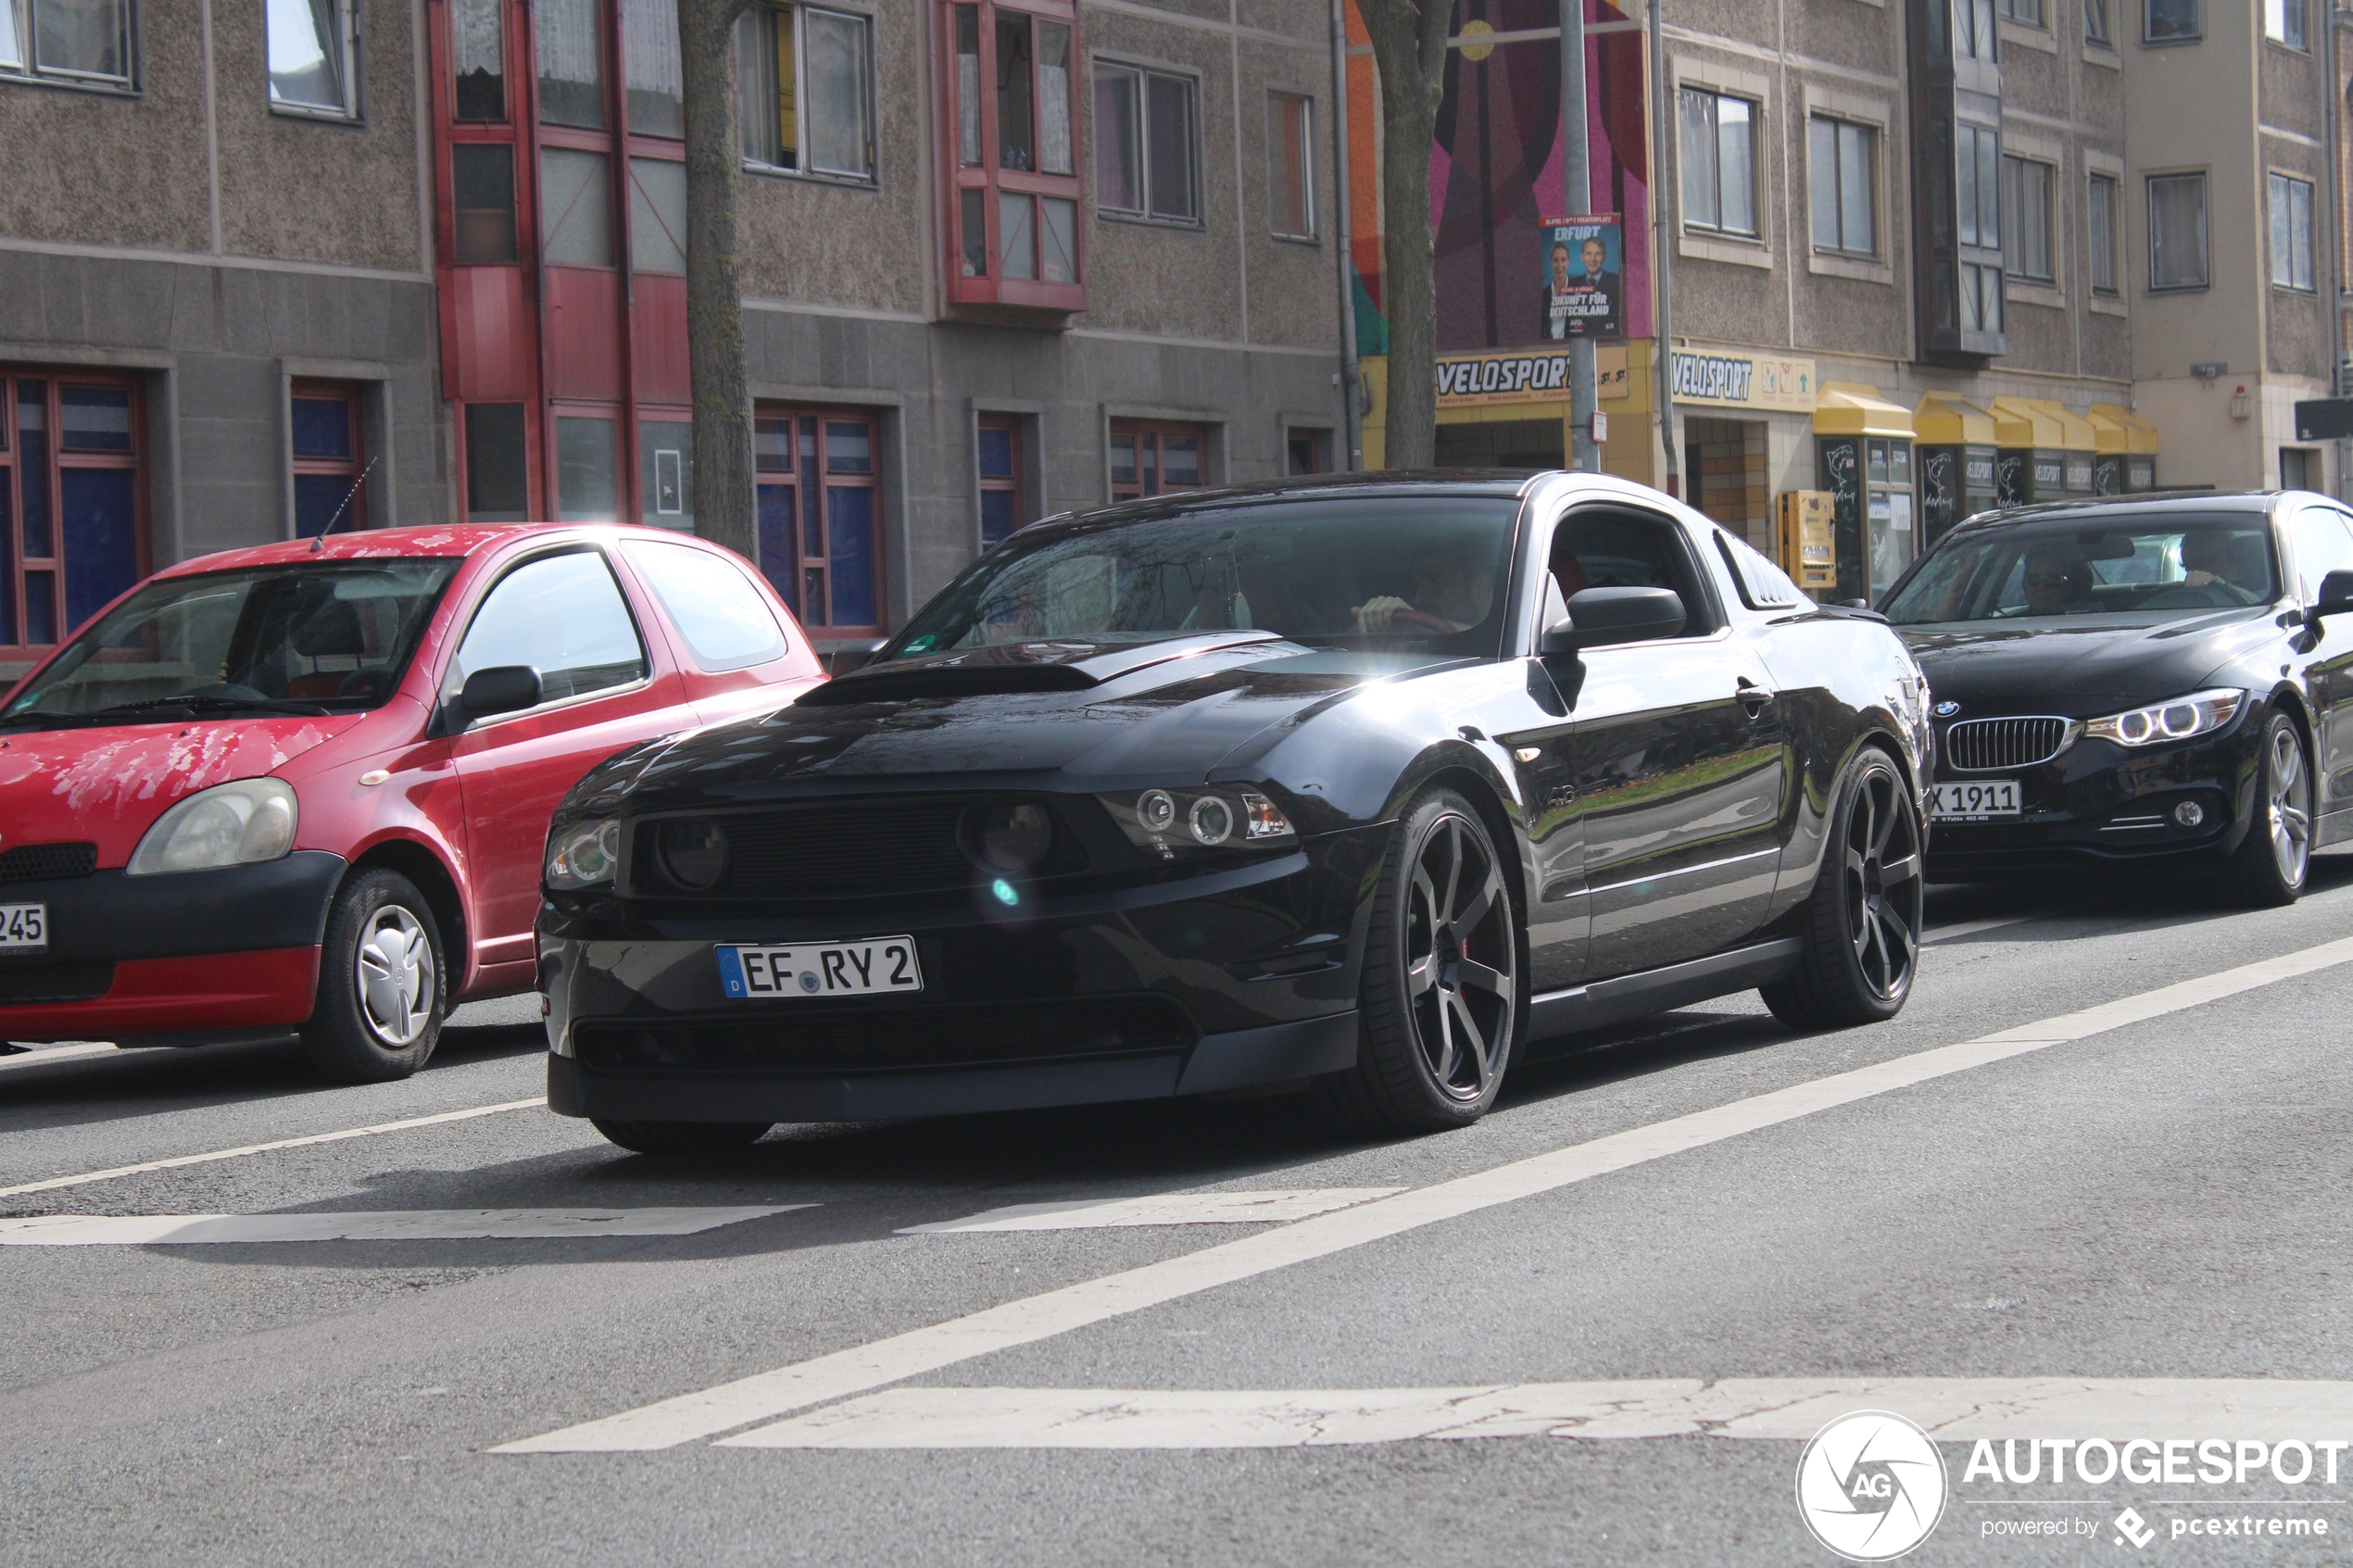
[2314,570,2353,623]
[1541,587,1688,654]
[459,664,543,721]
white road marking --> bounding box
[0,1098,544,1200]
[900,1189,1405,1234]
[0,1042,123,1073]
[0,1207,803,1246]
[497,933,2353,1455]
[725,1379,2353,1449]
[1924,911,2058,944]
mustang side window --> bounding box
[449,550,648,708]
[1552,511,1711,635]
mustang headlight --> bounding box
[126,778,298,875]
[2083,688,2246,748]
[1100,786,1296,858]
[545,818,622,890]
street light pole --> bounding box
[1560,0,1597,472]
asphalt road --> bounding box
[6,870,2353,1565]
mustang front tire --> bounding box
[1761,746,1923,1031]
[304,868,447,1084]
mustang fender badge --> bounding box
[1933,700,1961,718]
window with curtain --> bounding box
[737,3,875,181]
[1095,60,1196,223]
[450,0,506,119]
[1,0,133,86]
[944,0,1084,307]
[2264,0,2305,48]
[2088,173,2119,295]
[2269,172,2315,291]
[535,0,605,128]
[621,0,682,135]
[2145,0,2199,41]
[267,0,357,116]
[1808,116,1875,256]
[1268,91,1315,240]
[2000,156,2052,282]
[1679,88,1757,238]
[2147,171,2208,289]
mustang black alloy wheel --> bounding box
[591,1119,774,1155]
[1761,746,1922,1030]
[1315,786,1522,1135]
[304,868,447,1084]
[2221,710,2310,908]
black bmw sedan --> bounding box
[1881,490,2353,902]
[535,472,1931,1153]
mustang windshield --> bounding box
[886,496,1524,660]
[4,560,460,727]
[1883,518,2278,624]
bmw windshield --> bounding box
[2,560,459,730]
[1883,517,2278,625]
[882,496,1526,662]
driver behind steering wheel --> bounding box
[1353,550,1497,634]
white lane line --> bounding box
[0,1042,124,1073]
[497,933,2353,1455]
[901,1189,1405,1234]
[727,1379,2353,1449]
[0,1098,544,1200]
[0,1207,803,1246]
[1924,912,2058,944]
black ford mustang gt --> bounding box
[1881,490,2353,903]
[535,472,1932,1153]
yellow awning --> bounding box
[1812,381,1915,438]
[2024,398,2096,453]
[1914,392,1997,445]
[2087,404,2160,455]
[1988,395,2066,449]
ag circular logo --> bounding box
[1932,700,1961,718]
[1794,1411,1948,1562]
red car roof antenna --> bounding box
[308,457,380,552]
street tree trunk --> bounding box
[1359,0,1453,470]
[678,0,756,558]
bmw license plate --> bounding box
[1930,781,2020,820]
[716,936,923,999]
[0,903,46,951]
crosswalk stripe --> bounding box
[0,1207,804,1245]
[0,1098,545,1200]
[723,1379,2353,1449]
[496,932,2353,1455]
[900,1189,1404,1234]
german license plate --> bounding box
[1931,781,2020,820]
[0,903,46,951]
[716,936,923,999]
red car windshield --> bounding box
[3,560,459,729]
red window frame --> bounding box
[938,0,1087,314]
[0,369,147,659]
[290,380,369,538]
[977,413,1025,548]
[1108,420,1207,501]
[753,405,887,639]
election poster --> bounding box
[1541,214,1621,341]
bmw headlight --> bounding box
[1099,786,1296,858]
[545,818,622,890]
[126,778,298,875]
[2083,688,2246,747]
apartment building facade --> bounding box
[0,0,1348,670]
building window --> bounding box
[540,147,615,266]
[1268,90,1315,239]
[290,383,367,538]
[621,0,681,135]
[267,0,359,119]
[0,372,143,650]
[2264,0,2306,49]
[463,403,531,522]
[2084,0,2110,43]
[1808,116,1876,256]
[945,2,1085,309]
[753,408,883,636]
[1955,122,2002,332]
[738,3,875,180]
[1287,428,1331,475]
[629,156,686,272]
[535,0,605,128]
[977,415,1024,548]
[2144,0,2198,42]
[0,0,133,88]
[2270,172,2315,292]
[1109,420,1204,501]
[1953,0,1997,63]
[2282,448,2317,491]
[1096,59,1197,224]
[451,143,519,262]
[1998,0,2042,24]
[451,0,506,119]
[2000,156,2053,282]
[2088,172,2119,295]
[1679,88,1757,238]
[2147,171,2208,289]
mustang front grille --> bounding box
[627,799,1088,900]
[1943,717,2074,771]
[0,842,98,885]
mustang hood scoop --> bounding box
[799,631,1288,706]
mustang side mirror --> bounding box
[458,664,543,721]
[1540,586,1688,655]
[2314,570,2353,623]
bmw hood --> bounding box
[570,633,1466,813]
[1898,607,2284,718]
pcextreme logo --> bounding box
[1796,1411,1951,1561]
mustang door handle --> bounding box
[1736,678,1776,714]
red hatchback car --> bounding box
[0,524,822,1081]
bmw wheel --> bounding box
[1315,786,1522,1136]
[303,868,447,1084]
[1761,746,1923,1031]
[2220,710,2310,908]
